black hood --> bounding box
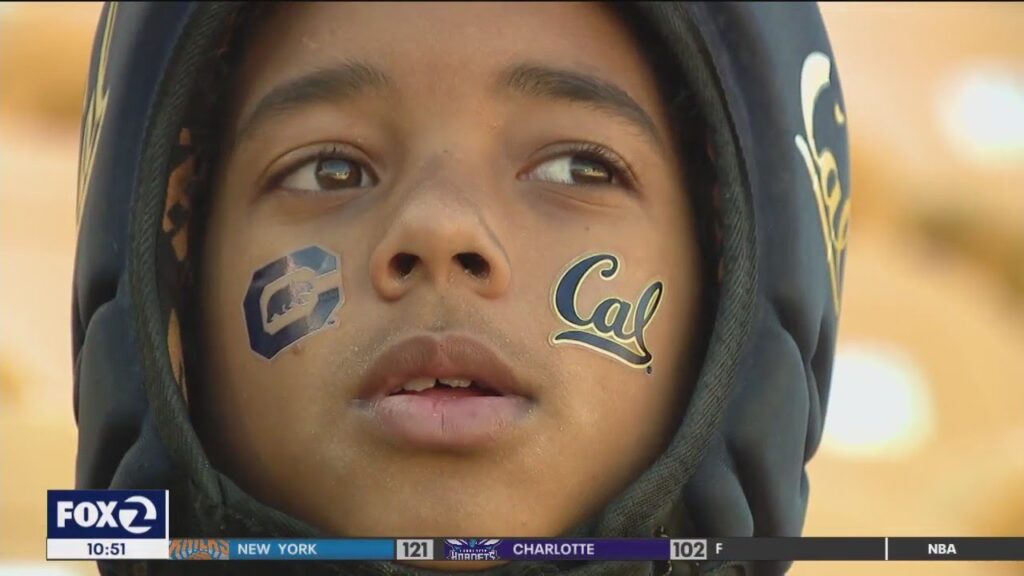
[73,3,850,575]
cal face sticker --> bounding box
[551,253,663,370]
[243,245,343,360]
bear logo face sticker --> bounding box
[551,253,663,370]
[243,246,343,360]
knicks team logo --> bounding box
[48,490,168,540]
[169,539,230,560]
[243,245,344,360]
[551,253,663,370]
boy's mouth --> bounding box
[353,334,535,450]
[390,377,502,398]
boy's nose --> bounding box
[369,185,512,302]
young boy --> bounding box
[72,3,850,575]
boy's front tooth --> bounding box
[438,378,472,388]
[400,377,436,392]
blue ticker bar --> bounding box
[229,539,394,560]
[160,537,1024,562]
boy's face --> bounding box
[197,1,701,545]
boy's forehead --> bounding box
[233,2,669,136]
[249,2,638,57]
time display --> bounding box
[87,542,127,556]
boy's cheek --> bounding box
[541,239,697,414]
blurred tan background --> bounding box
[1,2,1022,575]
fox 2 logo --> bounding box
[48,490,168,539]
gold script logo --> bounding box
[794,52,850,315]
[77,2,118,227]
[550,253,663,371]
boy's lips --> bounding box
[353,334,535,449]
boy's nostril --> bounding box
[456,252,490,279]
[392,253,419,278]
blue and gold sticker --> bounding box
[550,253,663,371]
[243,245,344,360]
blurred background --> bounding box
[1,2,1022,575]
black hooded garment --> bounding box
[72,3,851,575]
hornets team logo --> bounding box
[551,253,663,370]
[446,539,502,561]
[243,246,343,360]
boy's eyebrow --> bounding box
[497,63,665,151]
[233,60,393,145]
[231,62,665,153]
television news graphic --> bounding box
[43,497,1024,565]
[168,539,399,560]
[157,537,1024,561]
[165,539,434,560]
[47,490,169,560]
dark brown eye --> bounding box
[525,153,618,186]
[568,157,613,184]
[315,158,363,190]
[279,154,375,193]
